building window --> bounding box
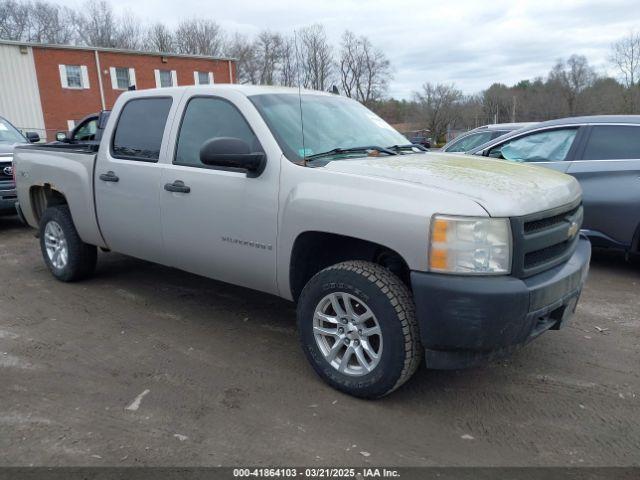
[110,67,136,90]
[194,71,214,85]
[59,65,90,89]
[66,66,82,88]
[155,69,176,88]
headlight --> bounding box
[428,215,512,275]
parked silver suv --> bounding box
[441,122,536,153]
[469,116,640,254]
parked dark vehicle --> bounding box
[405,130,431,149]
[0,116,39,214]
[440,123,536,153]
[469,116,640,254]
[52,111,110,147]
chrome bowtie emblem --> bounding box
[2,166,12,176]
[567,220,579,239]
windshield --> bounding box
[250,93,409,162]
[0,118,27,143]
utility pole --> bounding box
[511,96,517,123]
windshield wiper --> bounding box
[305,145,398,162]
[386,143,428,153]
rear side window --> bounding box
[112,97,172,161]
[175,97,261,167]
[446,131,494,153]
[583,125,640,160]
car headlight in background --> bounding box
[428,215,512,275]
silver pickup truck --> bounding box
[14,85,590,398]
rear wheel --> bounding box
[297,260,422,398]
[39,205,97,282]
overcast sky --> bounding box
[104,0,639,98]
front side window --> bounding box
[445,131,495,153]
[0,118,27,143]
[159,70,173,88]
[250,93,408,162]
[112,98,173,161]
[66,65,82,88]
[175,97,261,167]
[489,128,578,162]
[582,125,640,160]
[115,68,131,89]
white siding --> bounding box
[0,44,46,139]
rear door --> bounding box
[567,124,640,247]
[94,95,176,263]
[159,92,280,294]
[485,127,584,173]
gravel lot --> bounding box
[1,214,639,467]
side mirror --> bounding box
[199,137,266,177]
[55,131,68,142]
[26,131,40,143]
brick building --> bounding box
[0,40,236,140]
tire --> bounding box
[39,205,97,282]
[297,260,422,398]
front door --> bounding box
[568,124,640,247]
[95,96,174,263]
[159,95,279,294]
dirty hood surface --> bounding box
[323,152,581,217]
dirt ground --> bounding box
[1,214,638,467]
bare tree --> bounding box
[279,35,299,87]
[145,22,174,53]
[339,30,391,105]
[254,30,282,85]
[73,0,119,47]
[548,54,596,115]
[611,30,640,88]
[298,24,332,90]
[0,0,31,40]
[27,1,75,43]
[414,83,463,142]
[112,10,143,50]
[174,18,224,56]
[226,32,259,84]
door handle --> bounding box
[99,171,119,182]
[164,180,191,194]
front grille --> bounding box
[524,204,580,234]
[510,200,583,278]
[0,162,12,181]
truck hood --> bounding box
[322,152,581,217]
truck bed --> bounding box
[14,144,106,248]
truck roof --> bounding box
[126,84,336,98]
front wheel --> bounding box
[39,205,97,282]
[297,261,422,398]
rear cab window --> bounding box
[582,125,640,160]
[111,97,173,162]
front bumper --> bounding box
[0,187,17,212]
[411,236,591,369]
